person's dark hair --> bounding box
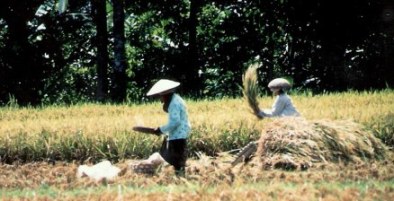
[162,93,174,112]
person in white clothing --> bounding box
[257,78,300,118]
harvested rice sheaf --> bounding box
[254,117,388,170]
[242,63,261,116]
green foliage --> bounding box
[188,123,261,156]
[366,113,394,149]
[0,130,158,163]
[0,125,260,163]
[0,0,393,105]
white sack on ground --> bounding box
[77,160,121,181]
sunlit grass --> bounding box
[0,90,393,200]
[2,180,394,200]
[0,89,393,162]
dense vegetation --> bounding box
[1,0,393,105]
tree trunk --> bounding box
[381,0,394,88]
[1,1,43,105]
[187,0,202,95]
[111,0,127,102]
[92,0,109,102]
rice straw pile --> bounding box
[242,63,261,116]
[254,117,388,170]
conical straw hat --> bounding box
[147,79,180,96]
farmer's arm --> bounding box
[159,103,181,133]
[259,96,286,117]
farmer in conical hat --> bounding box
[257,78,300,118]
[133,79,191,176]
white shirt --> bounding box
[159,94,191,140]
[259,93,300,117]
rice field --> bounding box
[0,90,393,200]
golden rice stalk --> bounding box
[253,118,388,170]
[242,63,261,116]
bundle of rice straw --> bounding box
[129,152,165,175]
[254,117,388,170]
[242,63,261,117]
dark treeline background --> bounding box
[0,0,393,106]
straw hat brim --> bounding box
[147,79,180,96]
[268,78,291,89]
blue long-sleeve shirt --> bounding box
[159,94,191,140]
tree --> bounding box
[0,0,45,105]
[92,0,109,102]
[111,0,128,102]
[186,0,203,95]
[0,0,392,105]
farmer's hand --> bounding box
[256,111,265,119]
[153,127,162,135]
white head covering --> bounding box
[268,78,292,91]
[147,79,180,96]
